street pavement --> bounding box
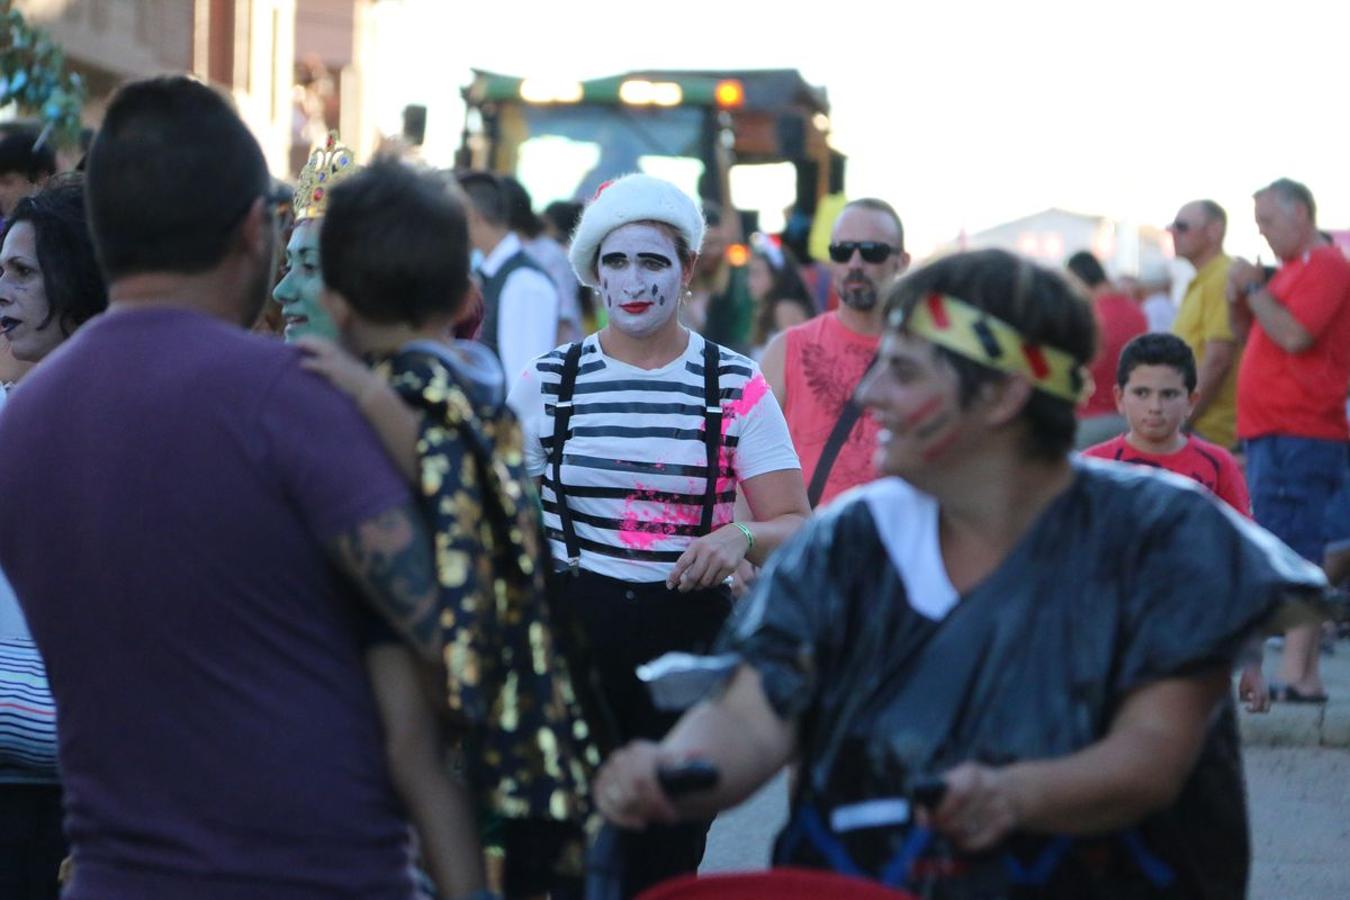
[1246,747,1350,897]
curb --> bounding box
[1237,644,1350,749]
[1239,701,1350,749]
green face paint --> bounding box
[272,219,337,342]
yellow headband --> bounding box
[894,292,1084,403]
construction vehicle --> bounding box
[456,68,844,231]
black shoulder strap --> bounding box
[806,350,879,508]
[700,339,723,535]
[551,341,585,569]
[481,248,546,294]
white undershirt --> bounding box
[481,233,560,381]
[859,478,960,621]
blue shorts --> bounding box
[1244,435,1348,562]
[1326,476,1350,555]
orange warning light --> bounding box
[715,80,745,108]
[725,243,750,267]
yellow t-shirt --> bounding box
[1172,254,1239,448]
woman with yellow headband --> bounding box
[593,248,1329,898]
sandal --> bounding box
[1268,682,1329,704]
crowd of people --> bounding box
[0,74,1345,900]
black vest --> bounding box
[478,247,547,360]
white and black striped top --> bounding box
[508,331,800,582]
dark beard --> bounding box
[840,283,878,311]
[241,257,272,328]
[243,232,277,328]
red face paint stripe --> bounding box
[926,293,950,329]
[904,395,946,429]
[920,425,962,461]
[1021,343,1050,379]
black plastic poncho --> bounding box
[721,459,1325,899]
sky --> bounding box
[366,0,1350,263]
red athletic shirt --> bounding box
[1083,434,1251,516]
[1236,245,1350,441]
[1081,293,1148,418]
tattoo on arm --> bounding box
[328,501,441,660]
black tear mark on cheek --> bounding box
[652,283,664,305]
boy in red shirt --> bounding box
[1084,333,1266,710]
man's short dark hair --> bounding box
[1115,332,1197,392]
[1065,250,1108,288]
[0,128,57,181]
[84,76,270,280]
[886,249,1097,460]
[842,198,904,253]
[1,174,107,336]
[456,170,507,227]
[499,176,541,237]
[321,159,470,327]
[543,200,582,238]
[1256,177,1316,223]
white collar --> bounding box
[479,232,524,277]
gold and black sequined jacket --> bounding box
[377,345,601,826]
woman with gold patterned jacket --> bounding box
[296,156,598,899]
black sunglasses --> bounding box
[1168,220,1193,234]
[828,241,900,264]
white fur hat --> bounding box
[568,174,705,287]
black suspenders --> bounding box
[698,339,723,535]
[549,338,723,572]
[552,342,585,571]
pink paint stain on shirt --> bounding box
[710,373,770,494]
[618,483,702,550]
[619,374,772,549]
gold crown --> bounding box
[293,131,360,221]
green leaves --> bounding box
[1,1,86,146]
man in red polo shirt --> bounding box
[1228,177,1350,703]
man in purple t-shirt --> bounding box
[0,78,437,899]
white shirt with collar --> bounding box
[480,232,560,381]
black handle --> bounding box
[910,775,948,809]
[657,760,719,797]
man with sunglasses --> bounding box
[0,77,438,898]
[1168,200,1239,449]
[761,198,909,507]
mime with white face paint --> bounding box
[507,173,811,895]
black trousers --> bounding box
[0,783,66,900]
[557,569,733,898]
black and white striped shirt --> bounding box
[508,332,800,582]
